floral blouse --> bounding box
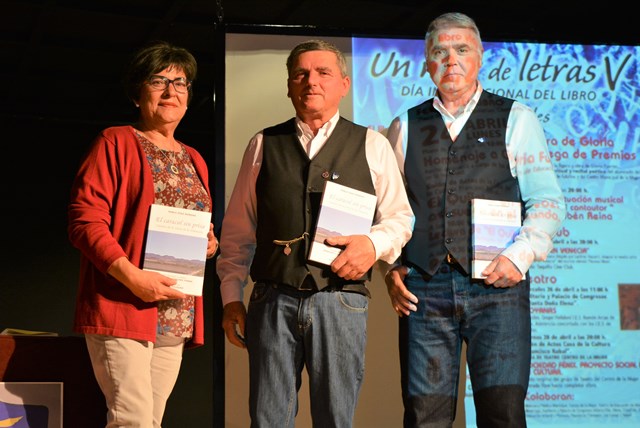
[137,131,211,339]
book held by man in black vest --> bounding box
[308,181,377,266]
[471,198,523,279]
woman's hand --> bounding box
[206,223,218,259]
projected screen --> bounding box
[225,32,640,427]
[351,38,640,427]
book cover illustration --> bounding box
[308,181,377,266]
[143,204,212,296]
[471,198,522,279]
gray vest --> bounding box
[403,91,521,276]
[251,117,375,291]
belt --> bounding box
[258,277,358,298]
[409,255,465,280]
[269,283,347,297]
[439,253,466,274]
[267,282,317,298]
[414,254,462,276]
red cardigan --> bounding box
[68,125,212,348]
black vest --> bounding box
[403,91,521,276]
[251,117,375,291]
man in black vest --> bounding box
[217,39,414,427]
[384,12,566,428]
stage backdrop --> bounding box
[226,32,640,428]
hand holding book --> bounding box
[471,198,525,281]
[322,234,377,280]
[308,181,376,266]
[479,254,525,285]
[142,204,212,296]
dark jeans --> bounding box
[400,266,530,428]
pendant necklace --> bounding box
[159,147,180,174]
[135,129,180,175]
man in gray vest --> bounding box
[217,39,414,427]
[384,12,566,428]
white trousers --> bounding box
[85,334,184,428]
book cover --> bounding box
[143,204,212,296]
[471,198,522,279]
[308,181,377,266]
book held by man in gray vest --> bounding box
[471,198,523,279]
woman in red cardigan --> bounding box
[68,41,217,428]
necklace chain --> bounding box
[273,232,309,256]
[136,130,180,174]
[159,147,180,174]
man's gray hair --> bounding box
[286,39,348,77]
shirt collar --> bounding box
[433,82,483,118]
[295,111,340,140]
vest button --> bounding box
[445,211,453,218]
[447,189,455,195]
[445,238,453,244]
[448,169,455,175]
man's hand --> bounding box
[222,301,247,349]
[325,235,376,280]
[385,266,418,317]
[481,255,524,288]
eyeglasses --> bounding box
[146,75,191,94]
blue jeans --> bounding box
[400,265,530,428]
[246,282,368,428]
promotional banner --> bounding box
[353,38,640,427]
